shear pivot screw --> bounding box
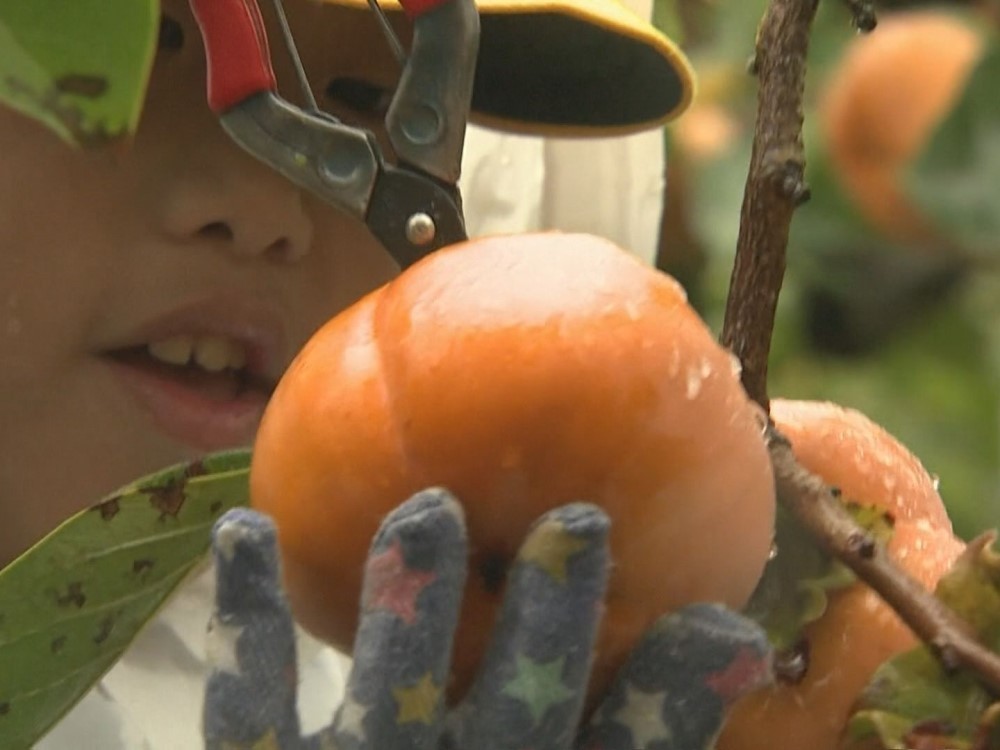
[405,212,437,246]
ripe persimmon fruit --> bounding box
[717,399,965,750]
[821,9,983,243]
[250,231,776,704]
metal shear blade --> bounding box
[189,0,478,267]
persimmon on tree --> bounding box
[718,400,966,750]
[820,9,984,244]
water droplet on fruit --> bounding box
[775,639,810,684]
[685,366,703,399]
[931,474,941,492]
[699,356,713,379]
[728,351,743,377]
[768,542,779,560]
[668,346,681,378]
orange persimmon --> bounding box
[250,231,776,703]
[717,399,965,750]
[821,9,984,243]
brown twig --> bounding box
[719,0,818,410]
[722,0,1000,698]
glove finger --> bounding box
[203,507,304,750]
[577,603,774,750]
[446,503,610,750]
[323,488,468,750]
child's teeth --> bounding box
[193,335,236,373]
[146,334,248,372]
[147,335,194,366]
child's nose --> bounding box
[157,144,315,264]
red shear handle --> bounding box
[397,0,454,20]
[189,0,277,113]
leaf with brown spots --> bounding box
[147,460,208,519]
[94,497,120,521]
[0,449,251,749]
[52,582,86,609]
[0,0,158,147]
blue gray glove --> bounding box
[203,489,774,750]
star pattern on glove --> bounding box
[203,504,773,750]
[517,518,589,583]
[610,684,673,748]
[704,645,772,702]
[501,654,575,724]
[220,727,280,750]
[364,538,436,624]
[393,671,442,725]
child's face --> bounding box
[0,0,403,564]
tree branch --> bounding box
[722,0,1000,698]
[719,0,818,410]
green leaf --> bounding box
[0,449,251,750]
[0,0,159,147]
[843,534,1000,750]
[742,501,893,653]
[905,39,1000,258]
[936,532,1000,652]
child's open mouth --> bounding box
[105,334,279,451]
[110,334,275,400]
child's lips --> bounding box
[106,351,272,451]
[100,297,289,451]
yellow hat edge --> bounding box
[315,0,697,135]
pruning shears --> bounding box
[188,0,478,268]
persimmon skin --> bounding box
[717,399,964,750]
[821,10,983,242]
[250,232,776,703]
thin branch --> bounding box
[722,0,1000,699]
[719,0,818,410]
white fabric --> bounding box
[460,0,665,264]
[36,4,665,743]
[461,126,665,264]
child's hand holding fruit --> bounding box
[203,499,773,749]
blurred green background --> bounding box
[653,0,1000,540]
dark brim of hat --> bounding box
[323,0,695,136]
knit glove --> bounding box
[203,489,773,750]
